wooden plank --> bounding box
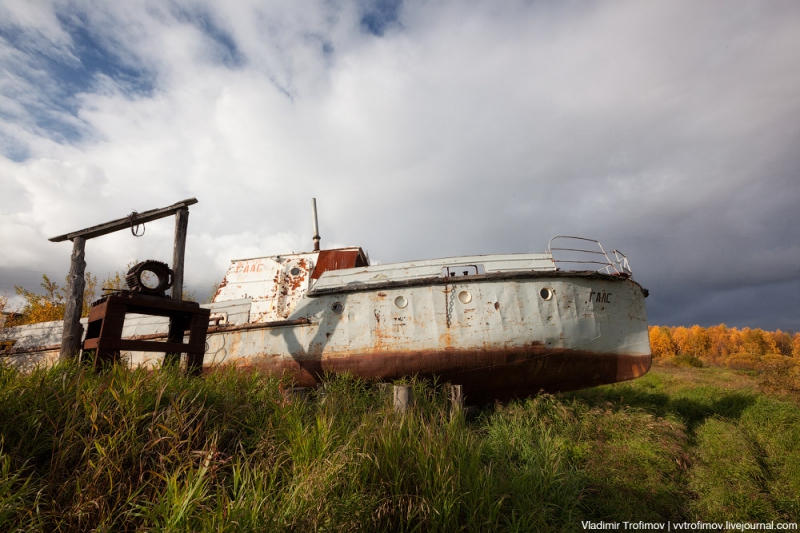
[84,338,205,353]
[48,198,198,242]
[60,236,86,361]
[187,311,209,374]
[106,295,202,313]
[87,302,108,322]
[123,305,203,317]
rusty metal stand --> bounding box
[83,292,210,374]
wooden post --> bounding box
[171,207,189,301]
[451,384,463,408]
[450,384,464,416]
[393,385,412,413]
[166,207,189,365]
[164,315,187,367]
[60,236,86,361]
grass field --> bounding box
[0,360,798,532]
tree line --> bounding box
[649,324,800,369]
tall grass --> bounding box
[0,360,797,531]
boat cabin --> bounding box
[212,247,369,322]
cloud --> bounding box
[0,0,799,328]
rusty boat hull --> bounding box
[2,239,651,404]
[215,272,651,404]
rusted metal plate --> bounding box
[1,319,83,352]
[213,253,316,323]
[311,248,369,279]
[213,247,370,323]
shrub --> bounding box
[672,354,704,368]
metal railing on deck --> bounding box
[547,236,632,276]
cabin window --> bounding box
[331,302,344,314]
[540,288,553,301]
[394,296,408,309]
[458,291,472,304]
[441,264,485,278]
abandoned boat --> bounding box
[1,235,651,404]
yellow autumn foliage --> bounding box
[4,265,197,327]
[7,273,99,326]
[649,324,800,372]
[0,293,8,327]
[648,326,677,358]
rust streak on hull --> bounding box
[230,346,652,405]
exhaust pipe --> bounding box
[311,198,321,251]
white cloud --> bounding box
[1,0,799,327]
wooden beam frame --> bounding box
[50,198,198,362]
[49,198,198,243]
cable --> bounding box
[129,211,145,237]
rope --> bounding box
[129,211,145,237]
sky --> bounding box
[1,0,799,331]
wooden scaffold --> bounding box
[49,198,208,371]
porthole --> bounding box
[540,288,553,301]
[458,290,472,304]
[394,295,408,309]
[290,267,301,276]
[331,302,344,314]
